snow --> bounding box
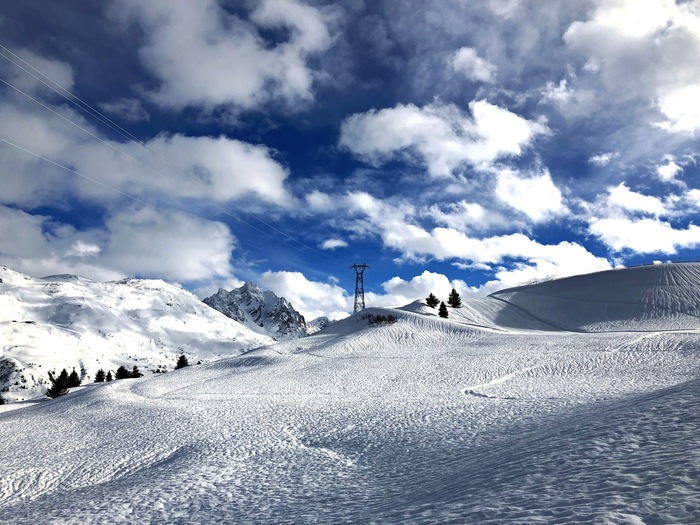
[0,266,274,401]
[1,263,699,523]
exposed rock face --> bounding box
[307,316,332,334]
[204,283,309,341]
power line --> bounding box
[0,44,342,266]
[0,135,338,273]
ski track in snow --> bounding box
[2,264,700,523]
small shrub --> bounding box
[361,313,398,326]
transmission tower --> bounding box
[350,263,369,313]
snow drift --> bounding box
[0,263,699,523]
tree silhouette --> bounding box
[425,293,439,308]
[94,369,106,383]
[115,366,130,380]
[0,393,6,405]
[46,369,69,398]
[439,301,449,318]
[106,371,113,382]
[130,365,143,378]
[175,355,189,370]
[448,288,462,308]
[67,369,81,388]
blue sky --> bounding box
[2,0,700,320]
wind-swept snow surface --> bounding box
[1,264,699,523]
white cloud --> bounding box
[367,270,469,307]
[606,183,666,216]
[564,0,700,133]
[2,50,74,97]
[259,270,351,320]
[450,47,497,83]
[103,207,235,282]
[339,100,547,177]
[305,190,334,212]
[425,201,501,232]
[656,157,683,183]
[589,217,700,254]
[99,98,150,123]
[320,238,348,250]
[0,204,237,284]
[0,100,291,207]
[495,168,567,222]
[345,192,610,277]
[111,0,332,112]
[588,152,619,167]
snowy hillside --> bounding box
[0,266,274,401]
[204,282,309,340]
[490,262,700,332]
[0,263,699,523]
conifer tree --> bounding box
[439,301,449,318]
[94,369,106,383]
[46,369,69,398]
[0,393,6,405]
[106,371,113,382]
[115,366,130,380]
[130,365,143,378]
[448,288,462,308]
[175,355,189,370]
[425,293,439,308]
[67,369,81,388]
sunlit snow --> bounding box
[1,264,699,523]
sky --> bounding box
[1,0,700,321]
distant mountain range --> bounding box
[1,266,333,402]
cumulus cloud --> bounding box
[0,100,291,207]
[339,100,547,177]
[656,156,683,183]
[605,183,667,216]
[450,47,497,83]
[367,270,469,307]
[589,217,700,254]
[259,270,351,320]
[345,191,610,279]
[564,0,700,133]
[0,204,237,284]
[110,0,332,112]
[1,49,74,97]
[320,238,348,250]
[494,168,567,222]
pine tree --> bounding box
[175,355,189,370]
[447,288,462,308]
[94,369,106,383]
[439,301,449,318]
[67,369,81,388]
[130,365,143,378]
[0,393,6,405]
[106,371,113,382]
[425,292,439,308]
[46,369,69,398]
[115,366,130,380]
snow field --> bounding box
[1,304,699,523]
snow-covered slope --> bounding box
[204,282,309,340]
[490,262,700,331]
[0,266,274,401]
[1,264,699,523]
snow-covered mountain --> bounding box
[0,266,274,401]
[1,263,700,523]
[307,315,332,334]
[203,282,309,340]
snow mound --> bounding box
[490,263,700,332]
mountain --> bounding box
[1,263,699,523]
[307,315,332,334]
[0,266,274,401]
[203,282,309,340]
